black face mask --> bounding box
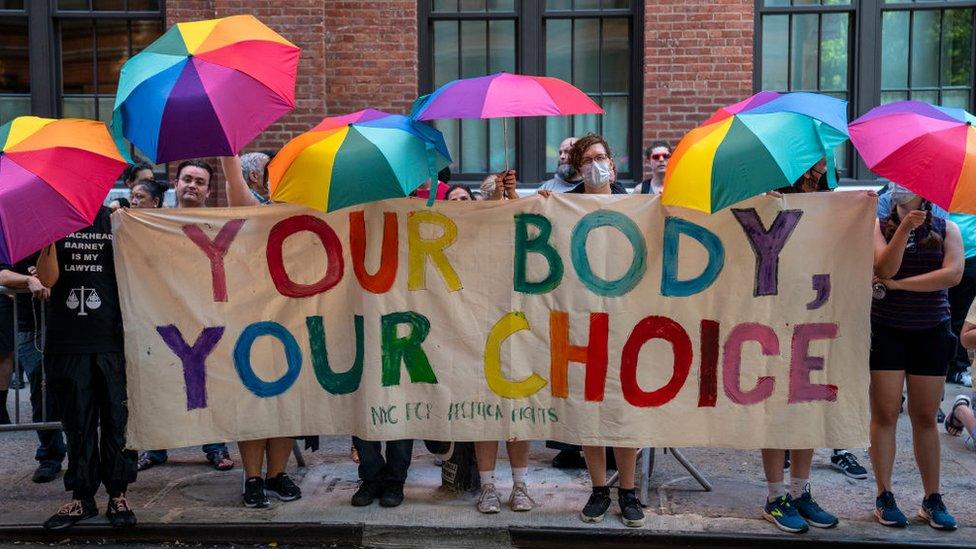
[556,163,578,181]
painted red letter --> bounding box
[182,219,246,302]
[620,316,692,408]
[267,215,344,298]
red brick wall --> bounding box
[642,0,754,175]
[166,1,418,205]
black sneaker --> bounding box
[351,480,383,507]
[264,473,302,502]
[618,488,645,527]
[43,499,98,530]
[106,495,137,528]
[243,476,270,508]
[32,461,61,483]
[580,486,612,523]
[830,451,868,479]
[380,483,405,508]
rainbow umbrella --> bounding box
[269,109,452,212]
[0,117,126,263]
[662,91,850,213]
[111,14,300,163]
[850,101,976,213]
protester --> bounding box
[349,437,412,508]
[760,160,843,534]
[445,184,475,201]
[538,137,581,192]
[36,207,138,530]
[129,179,167,209]
[539,133,641,527]
[946,213,976,387]
[871,183,962,530]
[411,167,452,201]
[137,160,234,473]
[0,255,66,482]
[487,170,519,200]
[633,141,671,195]
[240,151,271,204]
[122,162,154,189]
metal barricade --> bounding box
[0,285,60,433]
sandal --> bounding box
[207,450,235,471]
[944,395,971,436]
[136,452,166,472]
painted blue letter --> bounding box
[234,321,303,398]
[661,217,725,297]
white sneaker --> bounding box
[508,481,535,512]
[477,483,501,514]
[962,371,972,388]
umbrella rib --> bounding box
[1,153,92,221]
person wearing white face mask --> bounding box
[538,133,627,198]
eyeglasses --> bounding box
[581,154,610,166]
[650,153,671,161]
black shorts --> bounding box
[870,320,956,377]
[0,295,14,355]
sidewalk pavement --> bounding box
[1,385,976,547]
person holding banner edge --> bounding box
[871,183,962,531]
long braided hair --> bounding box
[882,199,943,249]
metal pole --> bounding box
[11,294,19,424]
[668,448,712,492]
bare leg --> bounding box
[474,441,499,473]
[265,437,293,477]
[239,439,268,478]
[0,353,12,391]
[613,447,638,490]
[957,405,976,436]
[506,440,529,469]
[790,449,814,480]
[869,371,905,495]
[906,375,944,497]
[761,449,786,484]
[583,445,606,487]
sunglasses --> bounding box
[650,153,671,161]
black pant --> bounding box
[28,352,65,463]
[352,437,413,485]
[948,256,976,376]
[49,352,136,499]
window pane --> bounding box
[546,0,572,10]
[433,20,458,88]
[459,0,486,11]
[790,14,819,91]
[0,96,30,124]
[573,19,600,93]
[98,96,113,123]
[433,0,458,11]
[545,19,572,81]
[127,0,161,9]
[820,13,848,91]
[603,96,628,173]
[131,19,164,54]
[881,11,909,89]
[0,1,25,8]
[489,118,513,172]
[601,18,629,93]
[460,20,487,77]
[794,0,819,5]
[577,0,600,9]
[63,96,96,119]
[92,0,124,9]
[603,0,632,8]
[910,90,939,104]
[488,19,515,73]
[61,19,94,94]
[761,16,788,90]
[460,119,488,173]
[764,0,790,6]
[487,0,514,11]
[910,10,940,88]
[96,19,127,94]
[546,116,571,172]
[942,89,971,109]
[0,17,29,93]
[434,119,460,173]
[822,0,852,5]
[880,91,908,104]
[942,9,973,88]
[58,0,89,9]
[573,109,599,137]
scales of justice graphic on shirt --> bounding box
[66,287,102,316]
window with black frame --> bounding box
[419,0,642,185]
[0,3,30,125]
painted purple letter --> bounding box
[789,323,839,403]
[806,274,831,310]
[722,322,779,405]
[156,325,225,410]
[731,208,802,297]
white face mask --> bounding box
[582,159,612,189]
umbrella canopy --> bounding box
[662,91,850,213]
[269,109,452,212]
[112,14,300,163]
[850,101,976,213]
[411,72,603,120]
[0,116,126,263]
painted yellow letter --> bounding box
[408,210,461,291]
[484,312,548,398]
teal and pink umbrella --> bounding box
[111,15,300,163]
[850,101,976,213]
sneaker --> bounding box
[380,483,405,508]
[793,489,839,528]
[509,481,535,512]
[207,450,235,471]
[243,477,270,508]
[830,451,868,479]
[763,495,809,533]
[552,449,586,469]
[945,395,971,436]
[43,499,98,530]
[477,483,501,514]
[136,451,167,472]
[580,486,612,523]
[106,495,137,528]
[874,491,908,527]
[351,479,383,507]
[919,493,957,531]
[618,488,645,527]
[32,461,61,483]
[963,371,973,388]
[264,473,302,502]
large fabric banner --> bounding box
[113,192,875,450]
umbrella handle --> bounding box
[503,118,510,171]
[426,142,439,207]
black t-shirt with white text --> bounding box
[46,207,123,354]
